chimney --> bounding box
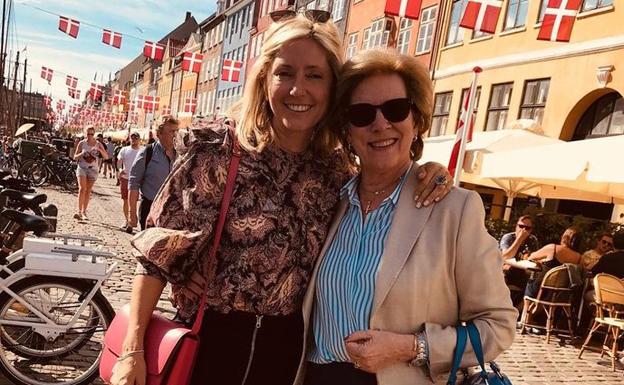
[185,11,192,21]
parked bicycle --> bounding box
[0,147,33,179]
[0,209,117,385]
[19,147,78,192]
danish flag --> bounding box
[40,67,53,84]
[384,0,422,20]
[68,88,81,99]
[112,90,126,105]
[66,75,78,88]
[538,0,582,42]
[162,106,172,115]
[102,29,123,49]
[182,52,203,73]
[460,0,503,34]
[136,95,147,109]
[143,41,165,61]
[448,67,481,181]
[221,59,243,82]
[143,96,159,112]
[58,16,80,38]
[89,83,104,100]
[57,100,66,111]
[184,98,197,114]
[43,96,52,108]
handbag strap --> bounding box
[466,322,490,378]
[446,324,468,385]
[190,131,241,335]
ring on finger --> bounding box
[434,174,448,187]
[354,362,360,369]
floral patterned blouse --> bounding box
[133,123,351,319]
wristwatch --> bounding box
[409,331,429,367]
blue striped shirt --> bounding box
[308,166,411,364]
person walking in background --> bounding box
[581,232,613,271]
[118,133,142,233]
[113,139,125,186]
[73,126,108,221]
[127,116,179,231]
[102,137,115,178]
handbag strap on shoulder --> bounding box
[447,324,468,385]
[190,129,241,335]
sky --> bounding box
[13,0,216,105]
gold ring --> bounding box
[354,362,360,369]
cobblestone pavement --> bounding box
[1,177,623,385]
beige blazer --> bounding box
[294,168,517,385]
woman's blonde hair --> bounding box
[234,15,344,155]
[332,49,433,162]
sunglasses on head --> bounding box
[269,9,331,23]
[517,224,532,230]
[346,98,413,128]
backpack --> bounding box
[144,143,154,172]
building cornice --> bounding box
[435,34,624,80]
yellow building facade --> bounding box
[432,1,623,223]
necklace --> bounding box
[359,177,402,215]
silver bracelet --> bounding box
[409,331,429,367]
[116,349,145,362]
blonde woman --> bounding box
[111,13,451,385]
[73,126,108,220]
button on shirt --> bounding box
[128,141,176,201]
[308,166,410,364]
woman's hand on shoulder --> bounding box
[344,330,415,373]
[413,162,452,208]
[110,355,146,385]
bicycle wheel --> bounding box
[62,169,78,192]
[0,276,115,385]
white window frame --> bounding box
[346,32,358,59]
[416,5,437,54]
[397,19,412,54]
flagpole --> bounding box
[453,66,481,187]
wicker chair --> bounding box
[578,274,624,371]
[520,265,576,343]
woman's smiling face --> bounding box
[267,38,333,146]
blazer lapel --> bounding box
[371,168,434,315]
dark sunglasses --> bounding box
[346,98,413,127]
[517,224,532,230]
[269,9,331,23]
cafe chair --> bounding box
[520,265,576,343]
[578,273,624,371]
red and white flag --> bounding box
[143,96,159,112]
[58,16,80,38]
[57,100,66,111]
[162,106,172,115]
[40,66,53,84]
[128,100,136,112]
[112,90,126,105]
[136,95,147,109]
[143,41,165,61]
[182,52,203,73]
[448,67,481,183]
[43,96,52,108]
[460,0,503,34]
[221,59,243,82]
[66,75,78,88]
[184,98,197,114]
[538,0,582,42]
[68,87,81,99]
[384,0,422,20]
[102,29,122,49]
[89,83,104,100]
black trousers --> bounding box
[139,197,152,230]
[190,310,303,385]
[304,362,377,385]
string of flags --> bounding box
[384,0,582,42]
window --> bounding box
[430,92,453,137]
[346,32,358,59]
[519,79,550,124]
[537,0,549,22]
[582,0,613,12]
[456,87,481,132]
[486,83,513,131]
[332,0,346,21]
[416,6,437,53]
[446,0,467,46]
[572,92,623,140]
[397,19,413,54]
[504,0,529,30]
[367,18,391,49]
[362,27,371,50]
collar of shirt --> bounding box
[340,163,413,209]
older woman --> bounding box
[297,50,517,385]
[111,14,451,385]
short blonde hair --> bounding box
[333,50,433,162]
[157,115,180,134]
[235,15,344,155]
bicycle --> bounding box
[0,209,117,385]
[19,147,78,192]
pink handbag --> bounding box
[100,140,241,385]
